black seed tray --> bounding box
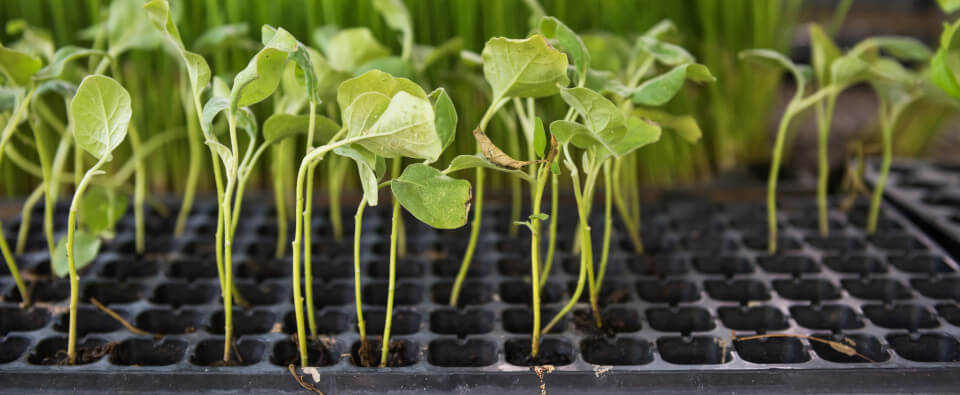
[865,159,960,259]
[2,196,960,394]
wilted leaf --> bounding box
[70,75,132,160]
[481,34,570,99]
[391,163,471,229]
[52,230,101,278]
[632,63,715,106]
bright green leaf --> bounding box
[481,34,570,99]
[632,63,715,106]
[635,36,694,66]
[33,46,108,81]
[529,213,549,221]
[0,44,42,86]
[391,163,471,229]
[429,88,458,151]
[144,0,212,100]
[442,154,536,183]
[809,23,841,86]
[262,113,340,145]
[539,16,591,82]
[326,28,389,72]
[533,116,546,158]
[336,69,428,111]
[633,108,701,143]
[52,230,101,278]
[230,26,297,109]
[334,144,382,206]
[611,115,662,157]
[939,0,960,12]
[70,75,132,160]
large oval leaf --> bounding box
[70,75,132,160]
[391,163,471,229]
[481,34,570,99]
[336,69,427,111]
[351,91,441,161]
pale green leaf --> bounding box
[632,63,715,106]
[633,108,701,143]
[0,45,42,86]
[372,0,412,37]
[612,115,662,157]
[539,16,590,81]
[481,34,570,99]
[33,46,108,81]
[336,69,428,111]
[194,23,255,53]
[809,23,841,86]
[559,87,625,153]
[52,230,101,278]
[334,144,382,206]
[939,0,960,12]
[391,163,471,229]
[442,154,535,183]
[105,0,164,55]
[830,54,869,87]
[200,96,229,139]
[635,36,694,66]
[230,26,297,109]
[79,186,128,236]
[262,113,339,145]
[326,27,389,72]
[348,91,441,161]
[70,75,132,160]
[549,119,598,149]
[144,0,211,100]
[739,48,810,87]
[429,88,458,151]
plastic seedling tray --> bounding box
[2,195,960,394]
[865,159,960,257]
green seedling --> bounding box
[64,74,131,364]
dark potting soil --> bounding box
[1,195,960,393]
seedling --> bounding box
[64,74,131,364]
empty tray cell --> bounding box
[29,336,109,365]
[0,336,29,364]
[810,333,888,363]
[505,337,575,367]
[789,216,846,232]
[936,304,960,326]
[135,309,202,334]
[718,306,788,332]
[499,280,565,305]
[54,306,124,335]
[757,255,820,275]
[842,279,912,302]
[369,257,425,278]
[428,339,498,367]
[889,254,954,274]
[790,305,863,330]
[805,236,865,252]
[581,337,653,365]
[350,338,419,368]
[179,240,216,257]
[236,258,291,280]
[692,256,753,276]
[573,306,642,334]
[235,282,287,306]
[5,280,68,303]
[361,310,421,335]
[682,236,739,253]
[647,307,714,333]
[657,336,732,365]
[110,338,187,366]
[208,309,276,335]
[497,257,529,276]
[571,281,632,305]
[166,258,218,280]
[84,281,143,304]
[282,310,350,335]
[887,333,960,362]
[97,256,158,279]
[704,279,770,303]
[310,283,353,307]
[502,307,564,334]
[271,338,337,367]
[636,280,699,304]
[310,256,353,279]
[151,282,217,307]
[868,234,925,252]
[191,338,265,366]
[911,278,960,301]
[0,306,50,334]
[433,257,492,278]
[734,336,809,364]
[429,309,495,336]
[565,256,625,276]
[627,255,689,277]
[822,255,887,275]
[430,281,493,306]
[362,282,423,306]
[742,234,801,251]
[862,304,939,330]
[773,279,842,302]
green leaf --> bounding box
[325,28,389,72]
[609,115,662,157]
[643,19,679,40]
[442,154,535,183]
[33,46,108,81]
[931,47,960,98]
[345,90,441,161]
[809,23,841,86]
[533,116,546,158]
[739,48,810,87]
[264,25,321,104]
[334,144,382,206]
[635,36,695,66]
[104,0,164,55]
[0,44,42,86]
[144,0,211,100]
[633,108,701,143]
[262,113,340,145]
[372,0,412,38]
[549,120,598,149]
[631,63,715,106]
[559,87,625,153]
[70,75,132,160]
[429,88,458,151]
[79,186,128,236]
[581,33,631,74]
[306,47,352,103]
[529,213,549,221]
[391,163,471,229]
[939,0,960,12]
[193,23,255,53]
[867,57,916,84]
[830,54,870,87]
[200,96,229,139]
[539,16,591,82]
[869,36,933,61]
[6,19,55,62]
[481,34,570,99]
[52,230,101,278]
[230,26,297,109]
[336,69,428,111]
[354,56,415,79]
[35,79,77,98]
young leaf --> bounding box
[868,36,933,61]
[429,88,458,151]
[931,20,960,99]
[372,0,413,39]
[549,120,598,149]
[643,19,679,40]
[442,154,536,183]
[809,23,842,86]
[559,87,626,153]
[334,144,383,206]
[32,46,107,81]
[336,69,428,111]
[103,0,164,55]
[830,54,870,87]
[631,63,715,106]
[200,96,229,139]
[144,0,212,100]
[70,75,132,160]
[539,16,591,81]
[612,116,662,157]
[79,186,128,236]
[939,0,960,12]
[635,36,695,66]
[632,108,701,143]
[326,28,390,72]
[305,47,352,103]
[0,44,42,86]
[52,230,101,278]
[230,26,297,109]
[739,49,811,87]
[262,113,339,145]
[193,23,255,53]
[481,35,570,99]
[391,163,471,229]
[262,25,320,105]
[347,91,441,161]
[534,116,547,158]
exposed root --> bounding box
[90,297,157,338]
[288,364,324,394]
[731,331,874,363]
